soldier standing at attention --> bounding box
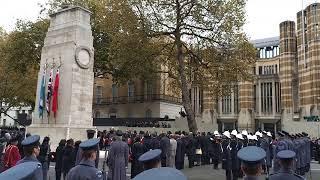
[268,150,305,180]
[237,146,266,180]
[107,130,129,180]
[273,131,288,173]
[75,129,99,168]
[16,135,43,179]
[67,138,103,180]
[0,161,43,180]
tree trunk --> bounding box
[176,37,198,133]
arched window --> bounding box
[146,109,152,118]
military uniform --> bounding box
[67,138,103,180]
[0,161,43,180]
[268,150,305,180]
[16,135,43,179]
[273,132,288,173]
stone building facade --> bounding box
[197,3,320,137]
[93,3,320,137]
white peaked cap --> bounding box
[231,130,238,136]
[236,134,244,140]
[252,135,258,140]
[214,130,219,135]
[241,130,248,136]
[255,131,263,137]
[223,131,231,138]
[267,132,272,137]
[247,134,252,140]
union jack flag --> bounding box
[46,69,53,116]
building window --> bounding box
[261,82,273,114]
[146,109,152,118]
[128,81,134,97]
[259,66,262,75]
[95,111,101,118]
[222,95,232,114]
[112,84,118,102]
[146,81,153,100]
[275,82,281,113]
[3,119,6,126]
[96,86,102,104]
[109,108,117,118]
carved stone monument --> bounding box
[28,6,95,145]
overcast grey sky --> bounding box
[0,0,318,40]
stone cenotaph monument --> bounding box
[28,6,95,145]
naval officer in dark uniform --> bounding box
[268,150,305,180]
[0,161,43,180]
[67,138,103,180]
[16,135,43,179]
[237,146,266,180]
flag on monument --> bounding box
[52,69,60,118]
[39,65,46,118]
[46,69,53,116]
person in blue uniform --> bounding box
[0,161,43,180]
[237,146,266,180]
[67,138,103,180]
[138,149,162,170]
[268,150,305,180]
[75,129,99,168]
[132,167,187,180]
[16,135,43,179]
[273,131,288,173]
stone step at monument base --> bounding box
[27,124,96,149]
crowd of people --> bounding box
[0,127,317,180]
[124,121,172,128]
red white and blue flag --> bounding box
[46,69,53,116]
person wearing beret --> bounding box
[237,146,266,180]
[268,150,305,180]
[16,135,43,179]
[132,167,187,180]
[107,130,129,180]
[67,138,103,180]
[0,161,43,180]
[75,129,99,168]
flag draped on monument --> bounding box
[39,65,46,118]
[52,69,60,118]
[46,69,53,116]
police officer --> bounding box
[237,146,266,180]
[16,135,43,179]
[268,150,305,180]
[67,138,103,180]
[0,161,43,180]
[138,149,162,170]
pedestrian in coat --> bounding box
[2,137,21,171]
[67,138,103,180]
[175,135,186,170]
[62,139,75,179]
[167,134,177,167]
[55,139,66,180]
[159,133,170,167]
[107,131,129,180]
[212,136,222,169]
[131,137,147,178]
[16,135,43,179]
[185,133,196,168]
[38,136,50,180]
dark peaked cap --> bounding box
[237,146,266,165]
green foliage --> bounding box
[0,20,49,111]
